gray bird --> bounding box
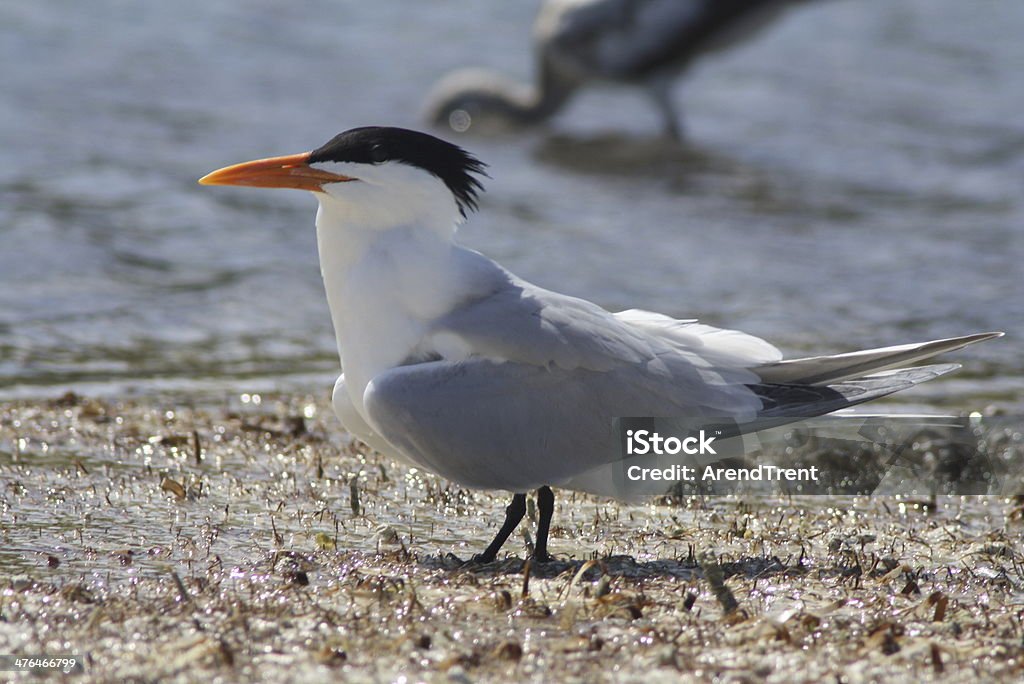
[425,0,812,140]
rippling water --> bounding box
[1,0,1021,408]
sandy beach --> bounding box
[2,392,1023,682]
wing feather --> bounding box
[754,332,1001,385]
[364,357,759,492]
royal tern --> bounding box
[425,0,813,139]
[200,126,1000,563]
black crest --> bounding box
[309,127,488,217]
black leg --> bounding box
[533,486,554,563]
[472,493,526,563]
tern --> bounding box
[425,0,813,139]
[200,126,1000,563]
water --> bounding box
[1,0,1021,408]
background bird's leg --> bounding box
[649,76,684,141]
[472,493,526,563]
[533,486,555,562]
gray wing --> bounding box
[362,258,999,495]
[361,271,768,491]
[538,0,794,80]
[363,359,965,494]
[363,358,754,492]
[429,273,766,406]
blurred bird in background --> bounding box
[425,0,816,140]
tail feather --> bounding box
[692,364,965,442]
[753,363,961,420]
[753,332,1002,386]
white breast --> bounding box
[317,223,487,427]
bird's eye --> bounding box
[370,144,387,163]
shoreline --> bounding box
[2,392,1024,681]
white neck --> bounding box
[313,180,477,417]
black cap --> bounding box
[309,127,487,217]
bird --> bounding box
[425,0,814,140]
[200,126,1001,564]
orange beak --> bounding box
[198,152,355,192]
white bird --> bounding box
[425,0,813,139]
[200,127,1000,563]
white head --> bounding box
[199,126,488,231]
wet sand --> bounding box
[2,393,1024,682]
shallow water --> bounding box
[0,0,1021,408]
